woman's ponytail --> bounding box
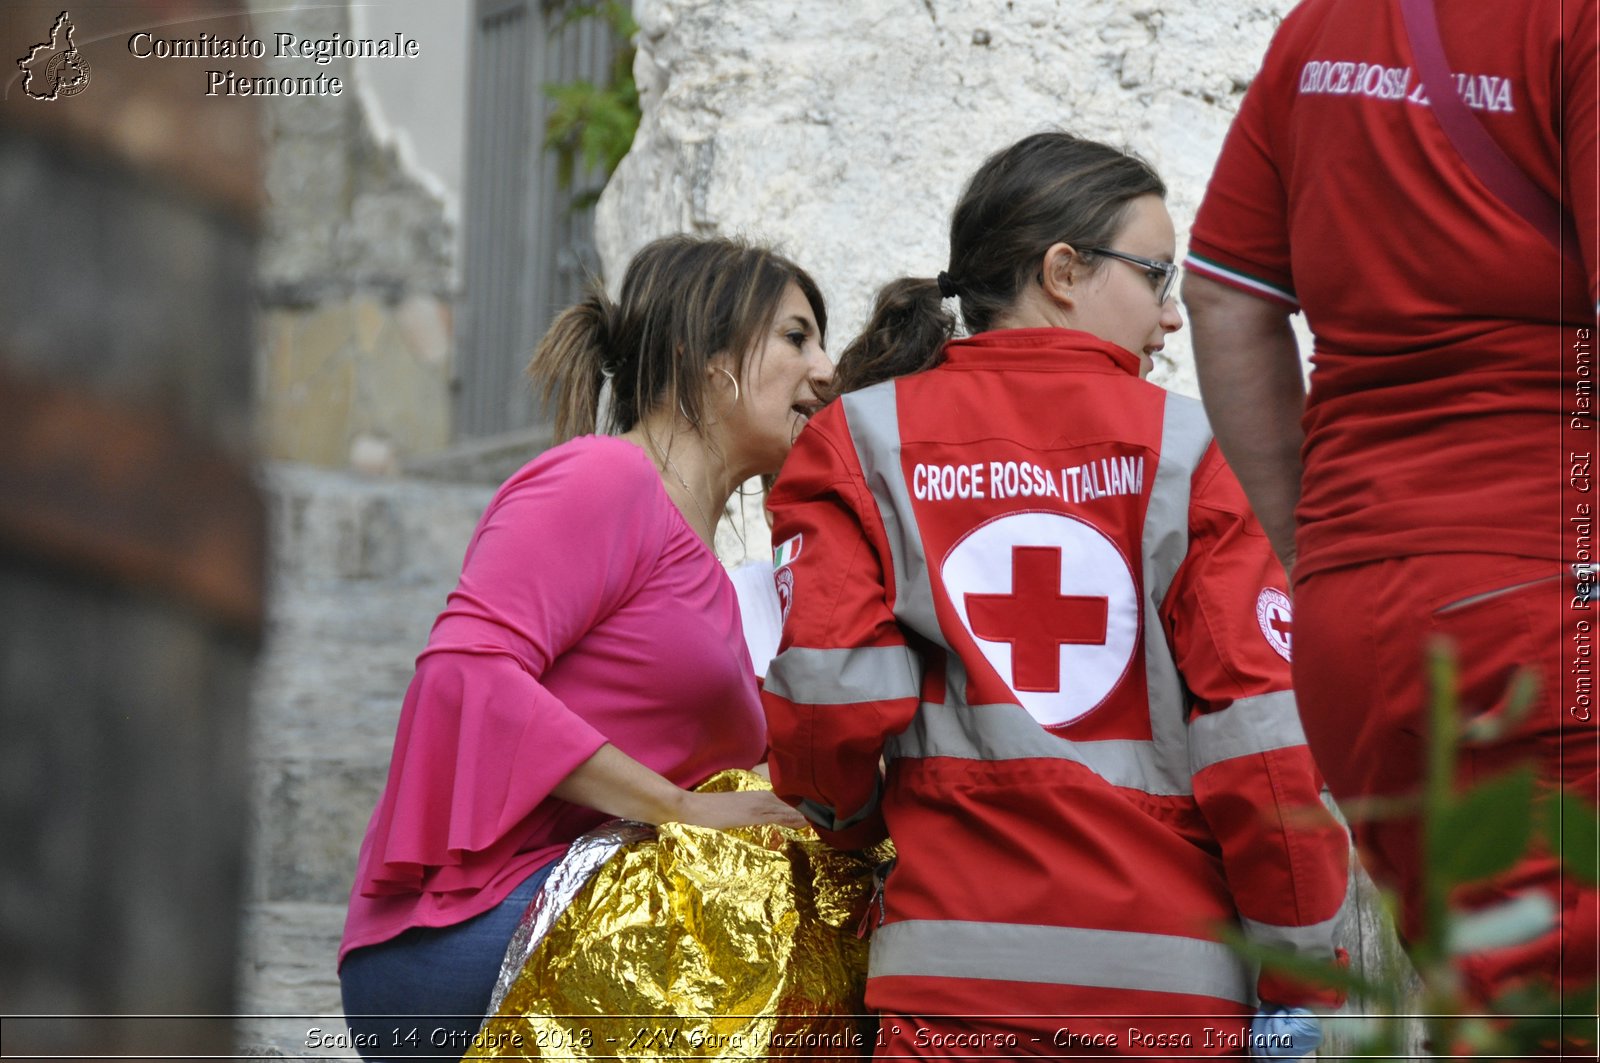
[527,291,615,443]
[529,236,826,442]
[831,276,958,396]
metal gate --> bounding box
[456,0,620,440]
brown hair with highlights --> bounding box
[530,235,827,442]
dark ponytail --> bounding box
[831,277,958,396]
[833,132,1165,396]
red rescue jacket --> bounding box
[763,329,1350,1042]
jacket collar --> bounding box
[940,328,1143,377]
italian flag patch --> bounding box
[773,534,803,569]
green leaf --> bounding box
[538,3,640,208]
[545,0,638,38]
[543,78,636,191]
[1542,790,1600,886]
[1432,767,1537,885]
[1488,981,1600,1055]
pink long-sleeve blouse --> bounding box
[339,435,767,962]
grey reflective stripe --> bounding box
[1189,690,1308,774]
[1144,392,1213,609]
[1240,908,1344,960]
[869,919,1256,1004]
[797,773,884,832]
[879,654,974,766]
[1137,392,1216,796]
[841,384,949,648]
[887,699,1191,796]
[765,645,922,706]
[944,652,971,710]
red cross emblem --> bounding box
[943,511,1139,727]
[1255,587,1294,661]
[965,546,1109,692]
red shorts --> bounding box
[1293,553,1598,1000]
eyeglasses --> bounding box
[1086,248,1179,305]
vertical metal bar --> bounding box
[467,9,492,438]
[455,5,483,438]
[494,6,523,435]
[458,0,627,438]
[486,8,511,436]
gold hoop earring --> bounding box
[701,366,740,426]
[715,366,741,407]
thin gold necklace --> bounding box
[656,443,719,548]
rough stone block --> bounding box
[397,295,451,366]
[248,580,446,765]
[260,465,492,581]
[259,306,356,466]
[255,759,387,904]
[236,902,352,1060]
[259,298,454,468]
[598,0,1307,399]
[353,316,451,457]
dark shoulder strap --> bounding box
[1400,0,1581,263]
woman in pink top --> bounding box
[339,236,830,1059]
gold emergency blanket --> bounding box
[467,770,892,1061]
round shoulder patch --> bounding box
[1255,587,1293,662]
[775,567,795,626]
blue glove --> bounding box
[1250,1005,1322,1059]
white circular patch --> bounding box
[941,512,1139,727]
[1255,587,1294,661]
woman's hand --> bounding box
[673,788,809,830]
[553,743,808,830]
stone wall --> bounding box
[597,0,1301,562]
[599,0,1292,383]
[237,467,495,1056]
[250,0,457,474]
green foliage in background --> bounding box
[543,0,639,209]
[1230,640,1598,1059]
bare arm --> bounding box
[1183,273,1306,573]
[552,742,808,830]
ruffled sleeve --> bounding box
[356,438,667,897]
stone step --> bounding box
[252,579,448,765]
[248,757,387,907]
[400,425,552,487]
[261,463,495,585]
[236,903,354,1061]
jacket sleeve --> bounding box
[1162,444,1352,1009]
[760,405,922,850]
[1566,0,1598,310]
[359,443,658,895]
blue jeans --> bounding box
[340,861,556,1062]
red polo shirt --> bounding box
[1188,0,1596,577]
